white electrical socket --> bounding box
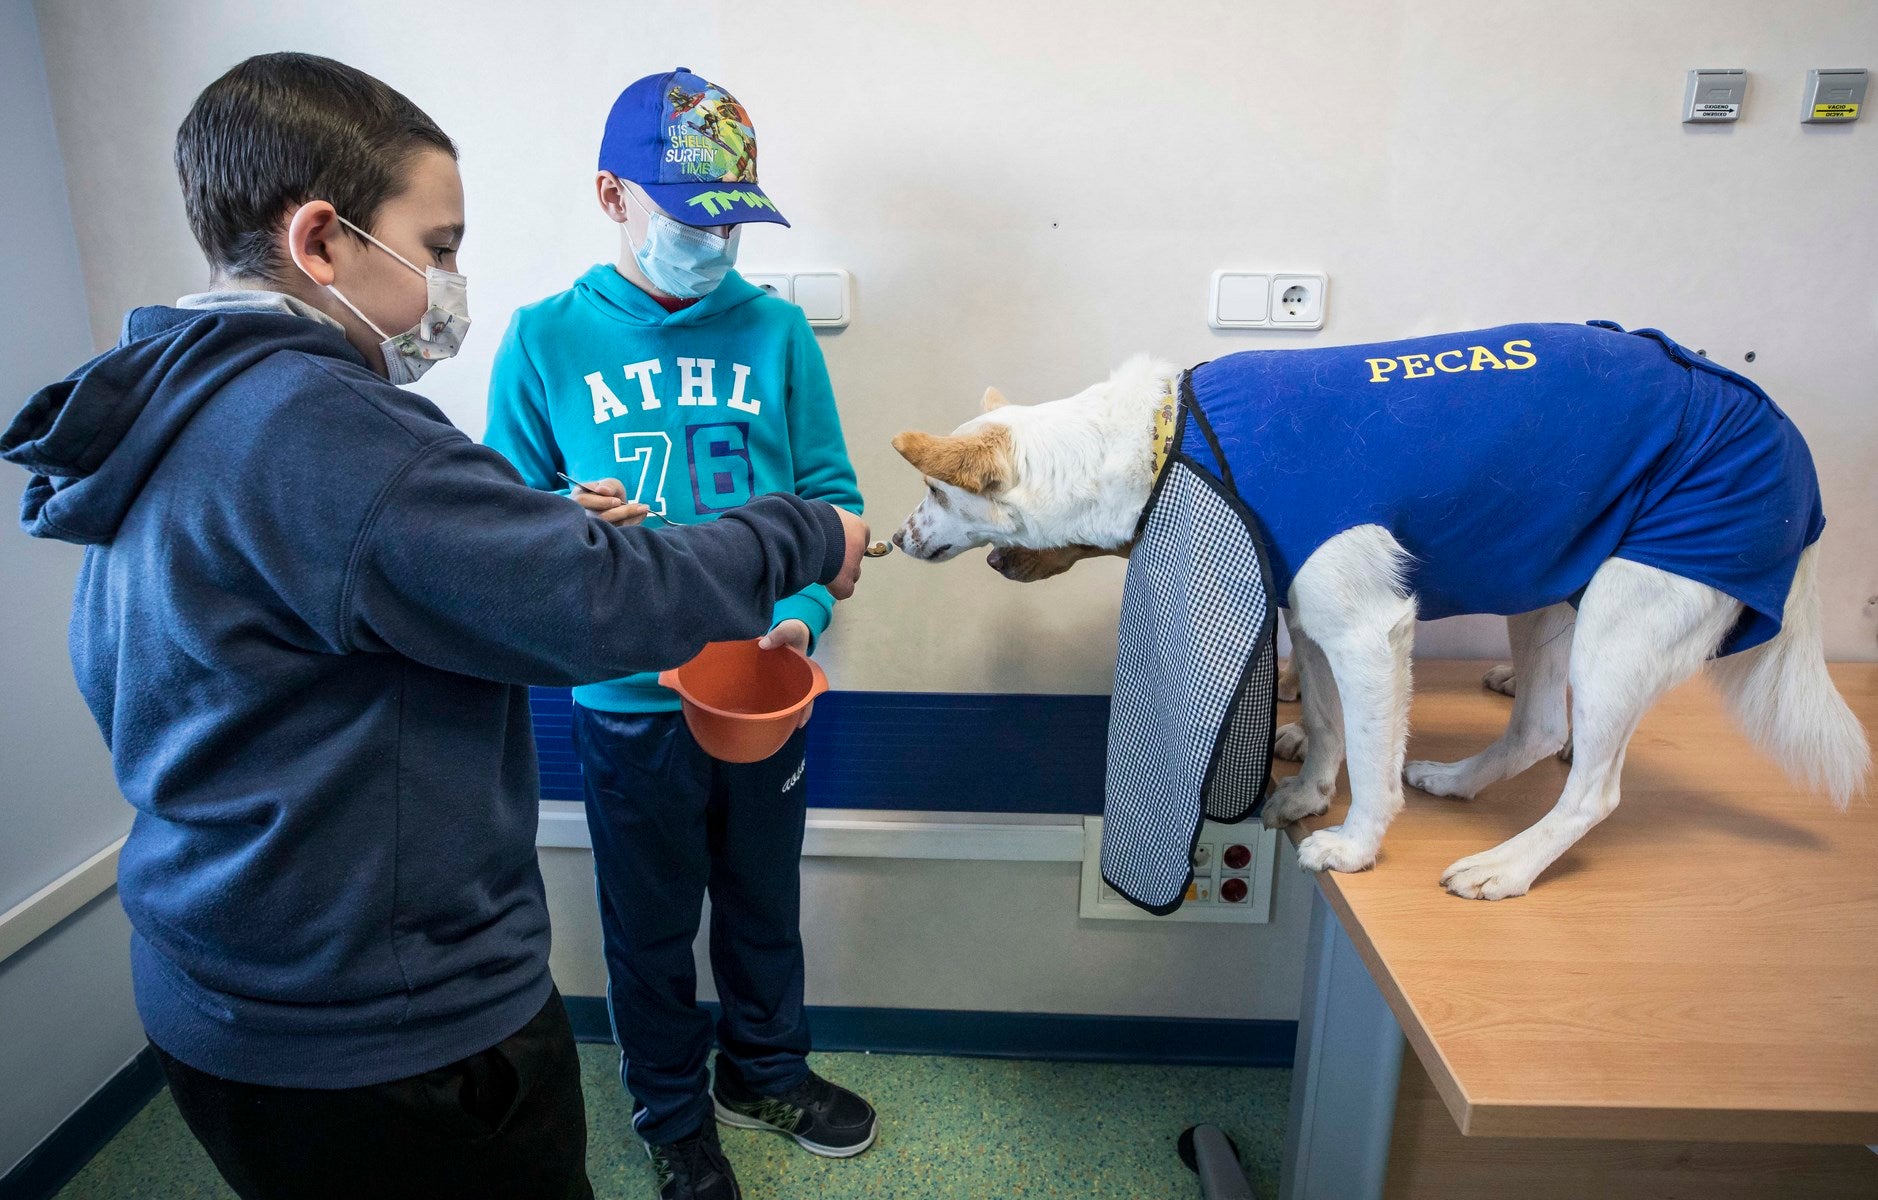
[1209,270,1327,330]
[1269,274,1327,329]
[742,273,791,301]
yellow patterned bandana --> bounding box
[1151,380,1179,475]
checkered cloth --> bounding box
[1101,388,1277,914]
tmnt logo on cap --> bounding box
[663,81,758,185]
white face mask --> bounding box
[322,216,470,385]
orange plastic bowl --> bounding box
[659,639,829,763]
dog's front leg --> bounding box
[1289,528,1417,874]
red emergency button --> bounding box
[1220,877,1249,904]
[1223,843,1252,870]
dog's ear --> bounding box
[892,426,1014,494]
[981,386,1008,412]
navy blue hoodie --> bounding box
[1,305,847,1088]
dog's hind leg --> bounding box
[1440,559,1740,899]
[1273,610,1308,762]
[1406,605,1573,798]
[1291,527,1417,873]
[1481,658,1575,761]
[1276,613,1302,702]
[1263,628,1341,826]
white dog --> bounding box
[891,331,1869,899]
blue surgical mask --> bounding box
[625,188,741,298]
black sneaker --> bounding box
[712,1068,878,1158]
[645,1122,742,1200]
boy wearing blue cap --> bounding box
[485,69,875,1200]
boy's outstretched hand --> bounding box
[569,477,650,526]
[830,508,870,601]
[760,619,818,728]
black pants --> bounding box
[155,988,592,1200]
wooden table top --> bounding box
[1288,660,1878,1145]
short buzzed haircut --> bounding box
[174,52,456,280]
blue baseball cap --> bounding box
[598,68,788,228]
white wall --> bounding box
[35,0,1878,679]
[25,0,1878,1021]
[1,0,145,1177]
[543,843,1317,1020]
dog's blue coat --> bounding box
[1181,321,1825,654]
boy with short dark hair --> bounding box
[2,52,868,1200]
[484,68,875,1200]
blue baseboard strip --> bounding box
[0,1045,164,1200]
[531,687,1114,814]
[562,995,1295,1069]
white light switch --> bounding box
[791,270,851,327]
[1210,271,1271,328]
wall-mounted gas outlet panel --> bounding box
[1079,817,1278,923]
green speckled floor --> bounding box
[58,1046,1287,1199]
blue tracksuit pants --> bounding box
[574,705,812,1145]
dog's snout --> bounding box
[891,529,906,550]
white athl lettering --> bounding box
[726,362,760,415]
[586,371,629,423]
[622,359,663,411]
[675,357,718,406]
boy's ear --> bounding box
[595,172,630,225]
[285,200,343,287]
[981,386,1008,412]
[892,426,1014,495]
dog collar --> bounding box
[1151,379,1179,475]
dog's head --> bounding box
[891,358,1172,579]
[889,387,1022,564]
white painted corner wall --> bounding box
[1,0,144,1179]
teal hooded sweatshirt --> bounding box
[486,266,861,712]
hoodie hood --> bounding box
[572,264,766,328]
[2,306,362,545]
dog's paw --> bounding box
[1262,775,1332,828]
[1273,721,1308,762]
[1482,664,1517,697]
[1296,826,1378,873]
[1439,845,1537,900]
[1404,758,1478,800]
[1276,660,1301,703]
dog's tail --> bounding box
[1706,543,1870,807]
